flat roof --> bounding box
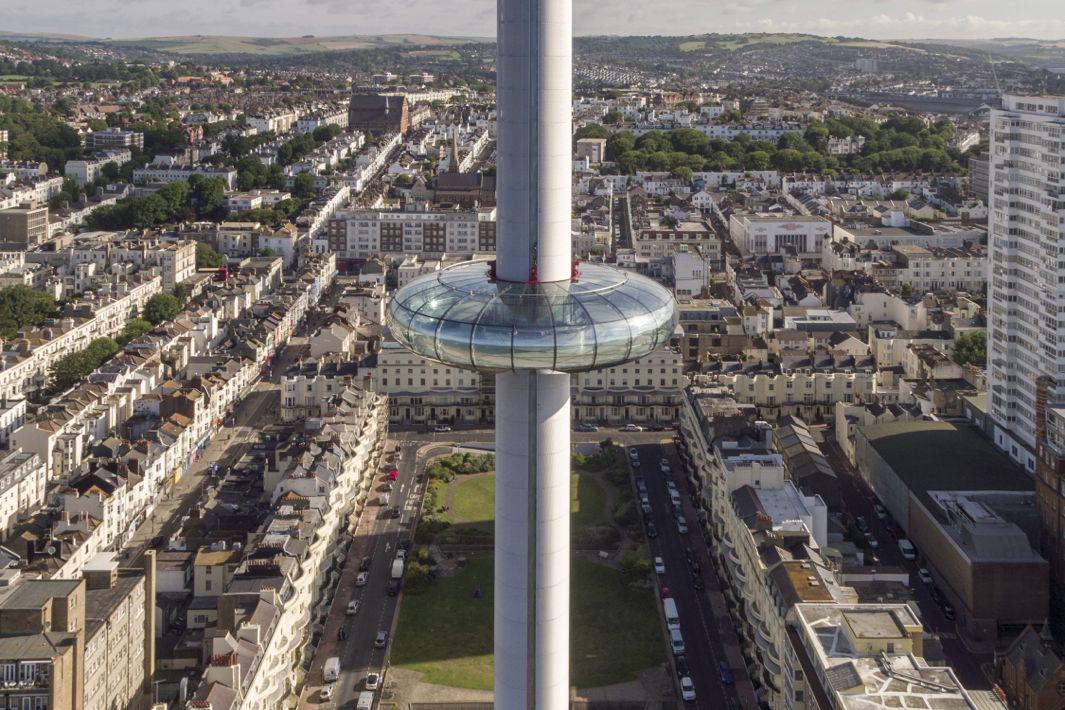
[860,421,1032,511]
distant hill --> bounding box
[0,31,485,57]
[906,37,1065,68]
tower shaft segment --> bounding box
[496,0,573,284]
[495,370,570,708]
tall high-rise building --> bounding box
[385,0,677,705]
[987,94,1065,473]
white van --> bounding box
[898,538,916,560]
[356,690,375,709]
[670,627,686,655]
[323,656,340,683]
[663,597,680,630]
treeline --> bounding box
[579,114,963,178]
[0,59,162,87]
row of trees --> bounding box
[576,114,964,178]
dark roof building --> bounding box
[348,93,409,134]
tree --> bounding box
[258,247,277,257]
[117,318,152,345]
[197,241,224,269]
[603,109,623,125]
[619,548,651,584]
[900,282,914,298]
[48,337,119,393]
[172,283,190,304]
[953,331,987,367]
[671,166,693,183]
[143,293,181,325]
[0,285,59,339]
[293,173,316,200]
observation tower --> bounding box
[385,0,679,706]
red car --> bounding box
[660,586,670,600]
[388,469,398,481]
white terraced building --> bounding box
[987,94,1065,471]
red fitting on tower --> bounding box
[571,259,581,281]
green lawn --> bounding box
[445,471,607,527]
[392,555,665,690]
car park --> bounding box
[654,557,666,574]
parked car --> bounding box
[680,676,696,701]
[660,459,671,472]
[864,532,880,549]
[374,631,389,649]
[675,655,691,678]
[691,576,704,592]
[391,505,402,519]
[942,604,956,620]
[918,568,933,584]
[874,504,888,519]
[628,447,640,459]
[320,683,335,701]
[346,600,359,615]
[654,557,666,575]
[355,572,369,587]
[855,515,869,533]
[622,424,644,432]
[929,586,945,605]
[388,468,399,481]
[641,501,652,516]
[337,626,348,640]
[676,519,689,535]
[396,549,406,561]
[365,672,380,690]
[718,661,734,685]
[359,556,372,572]
[646,522,658,539]
[577,422,599,432]
[433,425,452,432]
[660,586,671,600]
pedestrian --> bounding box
[473,587,481,599]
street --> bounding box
[819,426,994,690]
[632,441,747,709]
[301,441,438,708]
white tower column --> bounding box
[495,370,571,708]
[496,0,573,284]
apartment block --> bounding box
[987,95,1065,471]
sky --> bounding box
[3,0,1065,41]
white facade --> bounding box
[987,94,1065,469]
[730,214,831,257]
